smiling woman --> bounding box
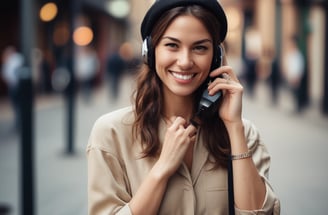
[86,0,280,214]
[154,15,213,97]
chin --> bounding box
[170,88,197,98]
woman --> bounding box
[87,0,280,214]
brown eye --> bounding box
[165,43,178,49]
[194,45,208,51]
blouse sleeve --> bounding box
[86,114,133,215]
[235,119,281,215]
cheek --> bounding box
[197,58,212,79]
[155,49,173,69]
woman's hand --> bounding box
[207,65,244,125]
[156,117,197,179]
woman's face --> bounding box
[155,15,213,98]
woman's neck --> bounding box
[163,94,194,120]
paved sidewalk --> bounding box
[0,74,135,215]
[242,82,328,215]
[0,76,328,215]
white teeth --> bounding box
[171,72,194,80]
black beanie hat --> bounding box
[141,0,228,43]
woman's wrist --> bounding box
[224,119,244,134]
[225,120,248,154]
[231,150,252,160]
[151,161,172,182]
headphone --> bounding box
[142,36,224,70]
[141,36,153,67]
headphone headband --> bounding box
[141,0,228,43]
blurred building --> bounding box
[0,0,327,114]
[0,0,138,97]
[218,0,327,114]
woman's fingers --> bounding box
[210,66,239,82]
[185,123,197,138]
[159,117,197,176]
[168,116,186,129]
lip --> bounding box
[170,71,196,83]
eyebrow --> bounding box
[161,36,212,45]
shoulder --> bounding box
[94,106,134,129]
[88,106,135,151]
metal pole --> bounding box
[323,1,328,115]
[299,5,310,111]
[20,0,36,213]
[19,68,34,215]
[65,0,78,154]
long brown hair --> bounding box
[133,5,230,167]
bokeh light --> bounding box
[73,26,94,46]
[40,2,58,22]
[106,0,131,19]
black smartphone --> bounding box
[196,45,223,118]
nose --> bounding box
[177,49,194,69]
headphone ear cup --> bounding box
[142,36,154,67]
[142,37,150,64]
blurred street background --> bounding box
[0,0,328,214]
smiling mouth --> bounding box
[171,72,196,81]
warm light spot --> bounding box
[40,2,58,22]
[73,26,94,46]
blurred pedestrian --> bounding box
[284,36,305,113]
[106,47,125,100]
[270,58,280,105]
[243,27,261,98]
[1,46,24,131]
[87,0,280,214]
[39,50,54,94]
[267,49,281,106]
[119,42,140,74]
[243,56,257,98]
[75,46,99,103]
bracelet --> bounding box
[230,150,252,160]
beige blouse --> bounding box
[87,106,280,215]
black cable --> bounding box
[228,159,235,215]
